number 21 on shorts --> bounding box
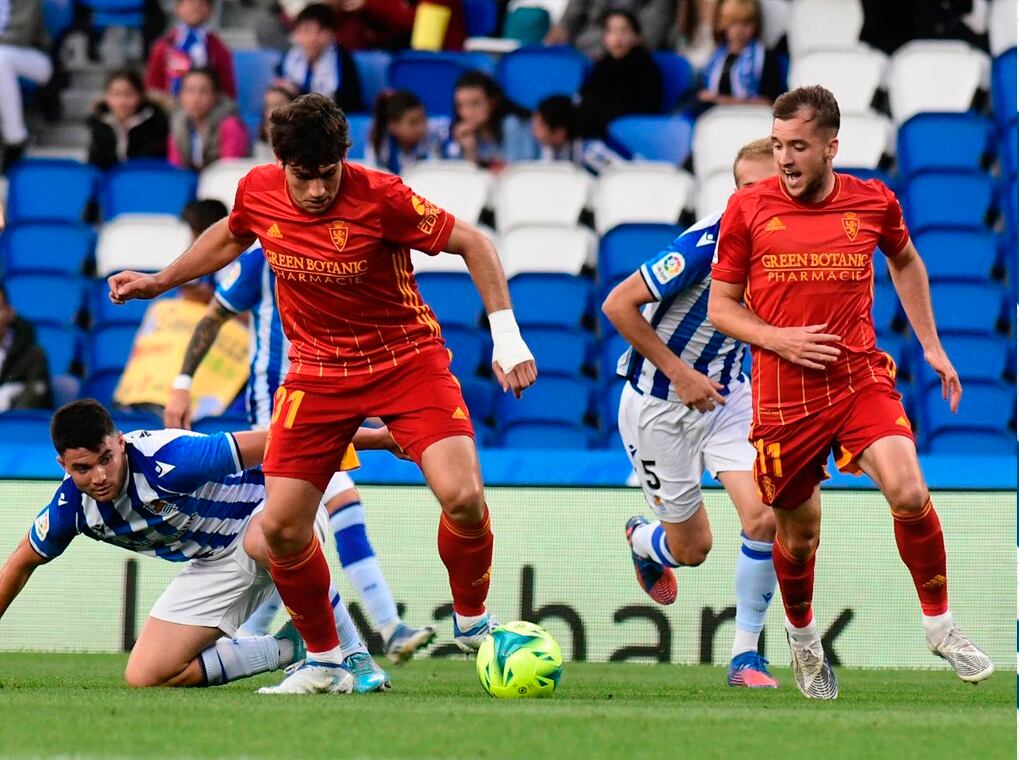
[754,440,783,477]
[271,387,305,429]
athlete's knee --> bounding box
[741,508,776,542]
[777,525,818,561]
[670,533,712,567]
[884,479,929,515]
[436,481,485,524]
[124,661,172,688]
[260,513,315,556]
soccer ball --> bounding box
[475,620,564,698]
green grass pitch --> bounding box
[0,653,1013,759]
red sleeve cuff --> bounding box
[711,265,747,284]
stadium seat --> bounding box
[6,159,100,225]
[1,223,96,276]
[1004,179,1018,240]
[896,113,992,177]
[493,162,592,232]
[509,273,591,328]
[760,0,790,48]
[95,215,194,276]
[192,414,252,434]
[443,324,485,378]
[832,112,892,170]
[5,274,84,328]
[1001,122,1017,178]
[872,281,902,333]
[930,282,1005,333]
[691,105,773,178]
[991,48,1017,125]
[465,0,498,36]
[36,325,79,377]
[496,46,590,111]
[606,115,693,165]
[0,409,53,442]
[786,0,864,57]
[592,164,693,234]
[352,50,392,110]
[346,113,372,160]
[598,378,626,432]
[524,326,592,377]
[496,375,592,427]
[402,161,493,224]
[460,377,495,423]
[598,223,682,292]
[924,380,1014,439]
[233,49,283,136]
[838,167,895,186]
[499,225,596,278]
[888,41,989,125]
[926,429,1016,454]
[652,52,695,111]
[43,0,75,41]
[599,331,629,380]
[88,279,168,327]
[388,52,486,118]
[902,171,993,234]
[989,0,1018,57]
[78,0,144,29]
[500,422,592,448]
[913,334,1009,389]
[411,247,471,274]
[912,230,997,282]
[112,409,164,433]
[416,272,483,328]
[696,171,735,219]
[87,324,138,379]
[196,159,261,210]
[788,49,886,114]
[102,161,198,219]
[81,370,120,406]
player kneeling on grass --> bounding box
[0,399,400,694]
[603,138,780,689]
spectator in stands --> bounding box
[365,89,448,174]
[673,0,719,69]
[531,95,624,174]
[576,10,663,138]
[0,0,53,171]
[168,67,250,170]
[447,71,537,169]
[257,0,418,52]
[253,85,295,162]
[145,0,237,112]
[406,0,467,51]
[275,4,363,113]
[546,0,674,58]
[0,284,51,412]
[696,0,783,108]
[87,69,170,170]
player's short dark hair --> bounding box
[181,199,228,237]
[51,399,116,455]
[600,8,641,34]
[294,2,336,29]
[270,93,351,169]
[536,95,578,138]
[773,85,840,135]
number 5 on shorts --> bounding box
[271,387,305,429]
[754,440,783,477]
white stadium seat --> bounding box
[96,215,194,276]
[787,0,864,57]
[788,48,887,114]
[691,105,773,178]
[888,41,990,124]
[760,0,790,48]
[410,225,498,274]
[696,171,737,219]
[499,225,597,279]
[402,161,494,224]
[989,0,1018,56]
[494,162,592,232]
[197,159,262,210]
[833,112,894,169]
[592,163,694,233]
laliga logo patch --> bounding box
[652,252,685,284]
[220,262,241,290]
[841,212,860,241]
[329,221,349,252]
[34,510,50,541]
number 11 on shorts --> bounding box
[755,440,783,477]
[271,387,305,429]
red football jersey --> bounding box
[228,162,455,378]
[712,173,910,426]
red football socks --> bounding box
[892,498,949,616]
[268,538,340,653]
[773,538,816,628]
[437,507,494,617]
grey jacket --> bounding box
[559,0,674,57]
[0,0,50,51]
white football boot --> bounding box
[257,660,354,695]
[787,631,839,700]
[928,625,994,683]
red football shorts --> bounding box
[749,380,915,509]
[263,347,475,492]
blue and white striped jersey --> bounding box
[28,430,265,563]
[617,210,747,402]
[215,246,290,428]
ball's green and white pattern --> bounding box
[476,621,564,698]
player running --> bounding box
[0,399,398,694]
[109,94,537,694]
[164,245,436,664]
[708,85,993,699]
[604,138,779,688]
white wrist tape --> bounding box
[489,309,533,374]
[171,374,193,391]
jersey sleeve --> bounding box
[227,173,254,239]
[639,228,716,301]
[27,481,80,560]
[878,184,910,256]
[712,195,753,284]
[131,430,243,493]
[215,246,264,314]
[380,177,456,255]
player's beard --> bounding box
[786,157,831,203]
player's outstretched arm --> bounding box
[0,537,49,622]
[108,219,254,305]
[886,239,961,412]
[445,219,537,398]
[164,300,235,429]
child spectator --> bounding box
[576,10,663,138]
[276,3,363,114]
[532,95,624,174]
[447,71,536,169]
[168,68,249,170]
[365,89,447,174]
[145,0,237,111]
[0,284,51,412]
[87,69,169,170]
[253,85,295,162]
[0,0,53,170]
[697,0,783,107]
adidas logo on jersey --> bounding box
[267,223,284,239]
[764,216,787,232]
[452,406,468,420]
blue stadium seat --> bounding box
[653,52,694,112]
[991,47,1016,126]
[89,279,160,327]
[913,333,1009,389]
[1,223,96,276]
[1001,122,1017,178]
[926,429,1016,454]
[1004,179,1018,240]
[346,113,372,160]
[501,421,592,448]
[839,167,895,188]
[5,274,83,327]
[496,376,592,428]
[902,171,993,234]
[78,0,144,29]
[465,0,498,36]
[872,281,902,333]
[912,229,997,282]
[460,377,495,423]
[234,49,282,137]
[923,381,1015,446]
[88,325,137,375]
[192,414,252,434]
[36,325,79,376]
[443,324,485,378]
[43,0,75,40]
[352,51,392,111]
[930,282,1005,334]
[0,410,53,441]
[525,326,592,377]
[111,409,164,432]
[897,113,991,177]
[598,223,682,292]
[7,160,100,225]
[606,115,693,164]
[81,371,120,406]
[598,378,626,433]
[416,272,483,328]
[509,273,591,329]
[599,331,629,380]
[496,46,590,111]
[388,52,490,118]
[102,161,197,219]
